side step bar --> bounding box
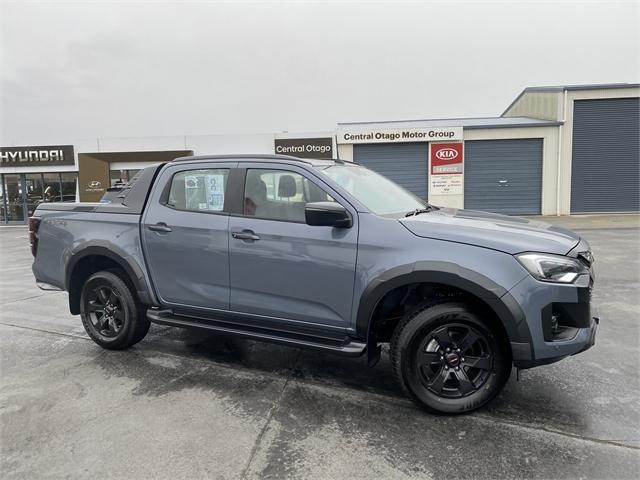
[147,309,366,357]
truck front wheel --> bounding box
[390,301,511,414]
[80,270,150,350]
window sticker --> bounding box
[184,175,204,211]
[205,174,225,211]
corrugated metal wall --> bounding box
[465,139,543,215]
[571,98,640,213]
[353,142,428,199]
[503,91,560,120]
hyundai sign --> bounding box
[0,145,75,167]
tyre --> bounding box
[390,300,511,414]
[80,270,150,350]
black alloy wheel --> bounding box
[80,270,150,350]
[416,323,493,398]
[391,300,510,414]
[84,284,125,338]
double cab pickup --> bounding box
[30,155,598,414]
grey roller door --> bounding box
[465,139,543,215]
[571,98,640,213]
[353,143,428,199]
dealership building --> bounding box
[1,83,638,223]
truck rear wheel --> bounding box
[80,270,150,350]
[390,300,510,414]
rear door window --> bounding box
[167,169,229,213]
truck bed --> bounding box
[36,163,163,216]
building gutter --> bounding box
[463,122,562,130]
[556,90,568,215]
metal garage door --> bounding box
[571,98,640,213]
[353,142,428,199]
[465,139,543,215]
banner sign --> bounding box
[338,127,463,144]
[0,145,75,167]
[430,142,464,195]
[274,137,333,159]
[431,143,463,174]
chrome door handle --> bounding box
[231,230,260,241]
[148,223,172,233]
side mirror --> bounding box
[305,202,352,228]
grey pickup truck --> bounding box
[30,154,598,414]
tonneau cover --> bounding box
[35,163,164,216]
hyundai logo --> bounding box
[88,180,102,189]
[435,148,459,160]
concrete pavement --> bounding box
[524,213,640,230]
[1,221,639,479]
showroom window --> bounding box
[243,169,335,222]
[61,173,78,202]
[0,172,78,223]
[25,173,44,218]
[167,169,229,212]
[43,173,63,202]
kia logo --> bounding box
[435,148,459,160]
[88,180,102,188]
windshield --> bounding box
[318,164,425,216]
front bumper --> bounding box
[514,314,599,369]
[507,271,598,369]
[574,314,599,355]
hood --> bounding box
[400,208,581,255]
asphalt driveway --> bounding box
[1,220,639,479]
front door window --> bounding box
[243,168,335,222]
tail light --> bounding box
[28,217,41,257]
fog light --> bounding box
[550,314,561,336]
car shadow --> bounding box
[89,324,596,439]
[143,324,403,398]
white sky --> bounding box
[1,0,638,144]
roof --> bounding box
[502,82,640,116]
[337,116,561,130]
[171,154,344,166]
[173,153,309,163]
[339,83,638,128]
[515,82,639,93]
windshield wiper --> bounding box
[404,205,440,217]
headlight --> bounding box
[516,253,589,283]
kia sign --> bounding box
[431,143,463,174]
[430,142,464,196]
[435,147,459,160]
[274,137,333,159]
[0,145,75,167]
